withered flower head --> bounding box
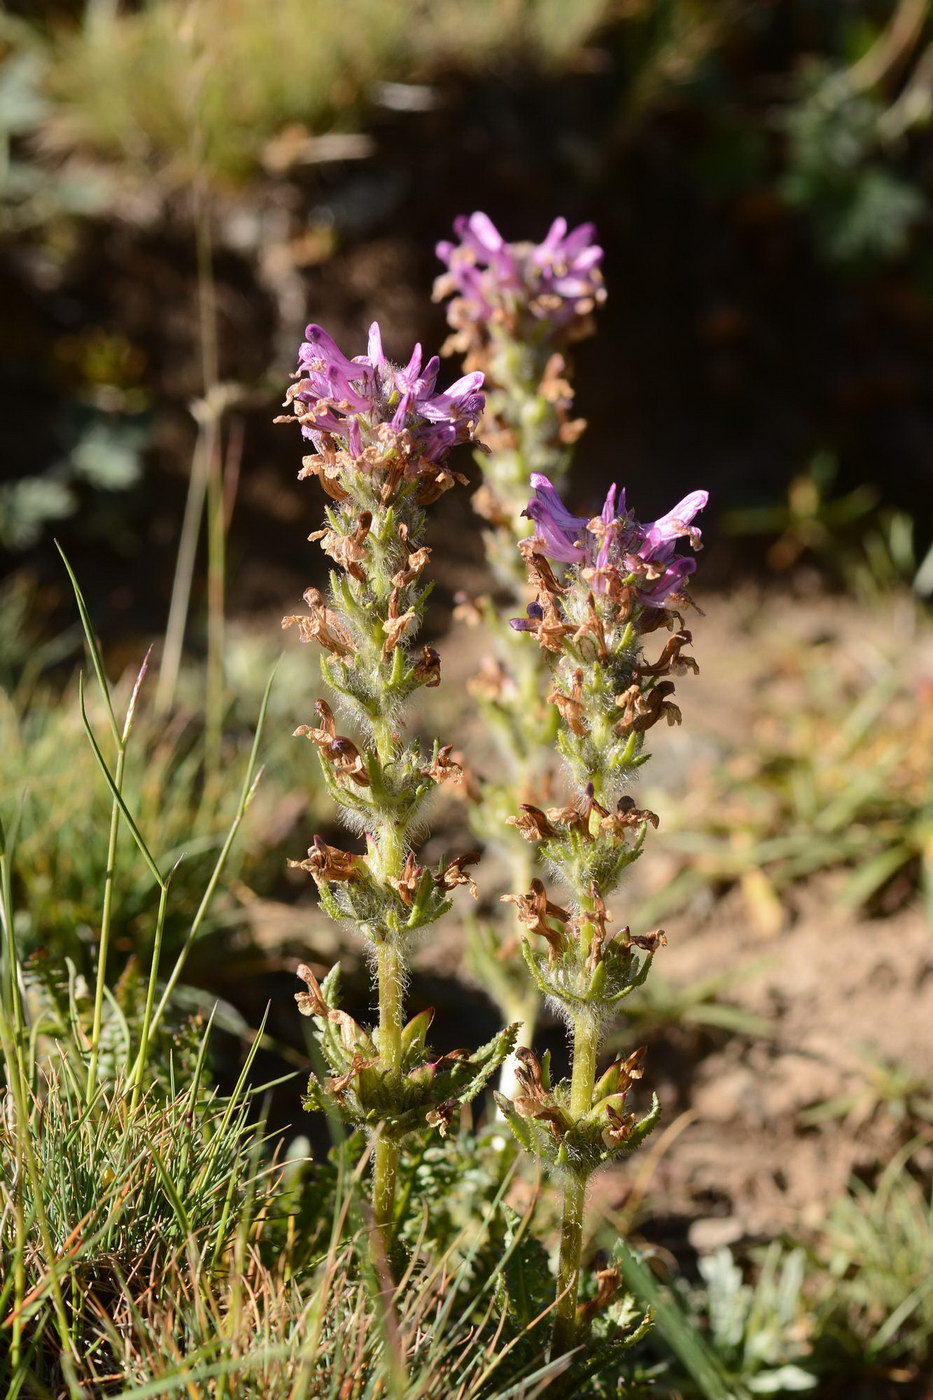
[639,629,699,678]
[308,511,372,582]
[380,586,416,658]
[426,1101,458,1137]
[413,645,441,688]
[389,852,423,908]
[288,835,361,883]
[282,588,356,657]
[602,1104,637,1148]
[598,795,659,840]
[422,744,463,785]
[392,545,432,589]
[501,878,570,958]
[512,1047,570,1138]
[615,680,682,735]
[295,963,366,1054]
[294,699,370,786]
[577,1266,621,1325]
[626,928,667,954]
[506,804,557,842]
[438,851,481,899]
[547,668,586,736]
[509,591,573,653]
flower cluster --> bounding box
[279,322,484,505]
[498,1043,660,1179]
[517,473,709,613]
[509,473,707,815]
[435,212,606,351]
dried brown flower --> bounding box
[289,835,361,883]
[548,668,587,736]
[413,645,441,688]
[438,851,481,898]
[506,804,557,842]
[576,1266,621,1325]
[295,963,364,1052]
[638,629,699,678]
[615,680,682,734]
[518,540,566,596]
[308,511,372,582]
[381,587,416,658]
[422,744,463,786]
[389,852,423,908]
[512,1048,570,1138]
[501,878,570,958]
[294,699,370,786]
[282,588,355,657]
[626,928,667,954]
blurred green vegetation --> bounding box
[4,0,933,581]
[6,0,615,184]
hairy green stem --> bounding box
[371,939,403,1251]
[372,1133,400,1251]
[376,937,404,1066]
[554,1008,600,1352]
[370,716,407,1250]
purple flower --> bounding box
[521,475,709,608]
[434,212,606,339]
[509,600,545,633]
[523,472,588,562]
[287,322,484,465]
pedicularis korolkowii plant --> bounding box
[434,213,606,1083]
[277,322,517,1252]
[496,472,708,1349]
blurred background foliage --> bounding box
[2,0,933,625]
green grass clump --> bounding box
[819,1147,933,1372]
[0,675,255,971]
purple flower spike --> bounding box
[435,212,606,343]
[286,321,485,469]
[520,475,708,610]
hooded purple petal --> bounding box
[641,490,709,558]
[523,475,588,563]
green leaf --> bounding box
[496,1205,553,1327]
